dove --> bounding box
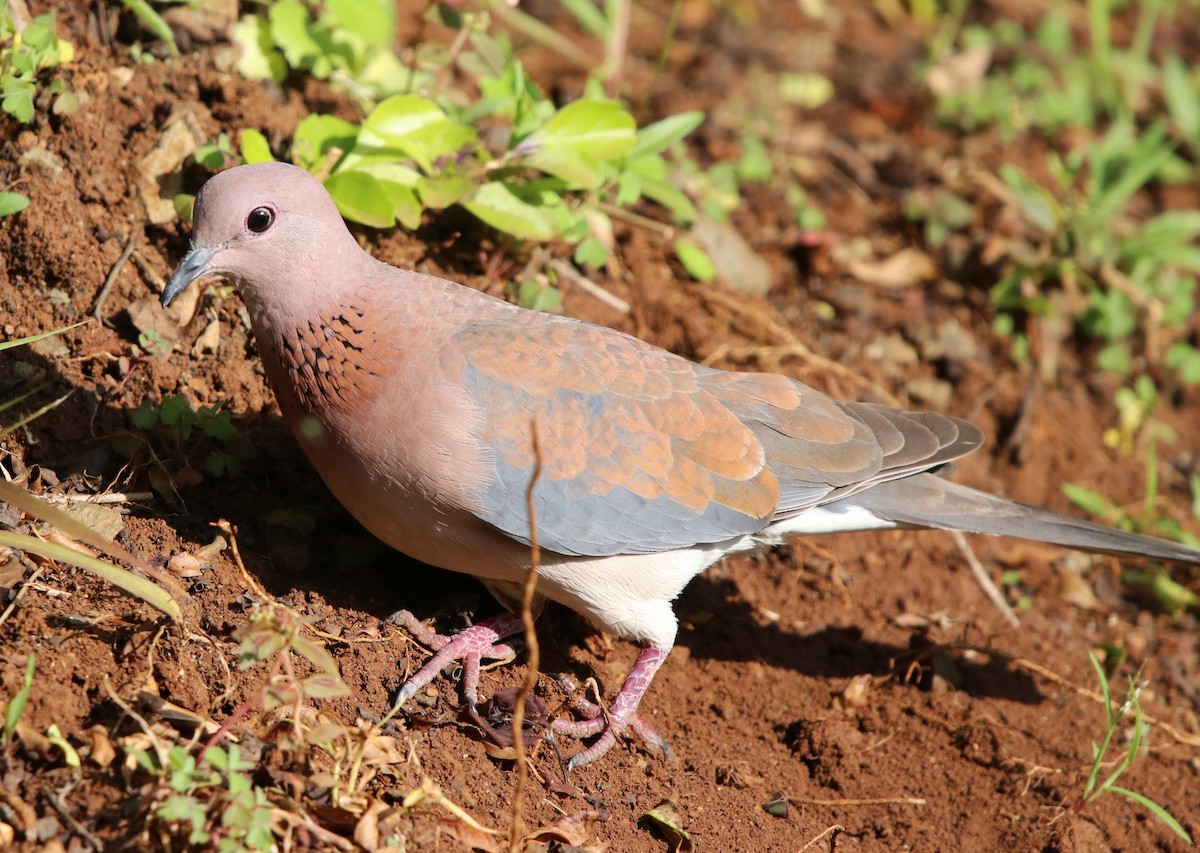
[163,162,1200,770]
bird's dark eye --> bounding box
[246,207,274,233]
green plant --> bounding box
[117,0,178,57]
[232,605,352,715]
[131,395,256,478]
[2,654,35,746]
[933,1,1177,138]
[1,11,74,123]
[227,0,709,295]
[1061,375,1199,614]
[990,120,1199,384]
[232,0,408,113]
[0,479,183,619]
[0,191,28,217]
[1055,653,1192,843]
[131,743,276,850]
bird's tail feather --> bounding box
[850,473,1200,565]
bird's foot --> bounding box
[552,645,673,771]
[390,610,522,709]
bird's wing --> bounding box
[444,316,892,557]
[705,379,985,515]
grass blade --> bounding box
[1107,786,1193,843]
[0,530,181,620]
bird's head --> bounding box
[162,162,363,320]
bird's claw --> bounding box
[553,669,673,770]
[390,610,522,708]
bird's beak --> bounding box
[162,245,219,308]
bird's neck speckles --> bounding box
[275,305,390,416]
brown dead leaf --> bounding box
[136,106,209,225]
[691,217,773,296]
[167,551,204,578]
[440,816,501,853]
[847,248,937,289]
[353,797,389,852]
[714,761,762,789]
[192,318,220,356]
[927,46,992,97]
[1056,563,1103,612]
[894,611,956,630]
[521,810,606,848]
[87,725,116,768]
[127,296,182,358]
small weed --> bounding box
[117,0,178,57]
[233,605,352,715]
[924,1,1200,397]
[0,191,29,217]
[990,120,1200,386]
[225,0,713,284]
[1055,653,1192,843]
[131,395,256,479]
[131,743,275,850]
[2,654,35,746]
[0,11,75,123]
[1064,378,1199,556]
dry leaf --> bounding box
[847,248,937,289]
[353,798,389,852]
[88,725,116,768]
[439,817,501,853]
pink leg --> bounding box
[553,645,672,770]
[390,610,522,708]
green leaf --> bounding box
[232,15,286,83]
[1163,56,1200,145]
[778,72,833,108]
[629,154,698,224]
[675,237,717,282]
[517,280,562,312]
[559,0,609,39]
[239,129,273,165]
[520,99,636,187]
[574,235,610,268]
[1000,164,1059,231]
[324,171,395,227]
[416,173,474,209]
[3,87,35,123]
[1062,483,1113,520]
[1107,786,1193,843]
[119,0,178,55]
[45,723,81,767]
[1095,343,1131,376]
[268,0,322,69]
[461,182,553,240]
[0,192,30,217]
[629,112,705,161]
[1166,342,1200,385]
[291,633,339,674]
[292,114,359,172]
[361,95,476,173]
[3,654,35,742]
[302,673,353,698]
[738,135,773,182]
[326,0,395,48]
[1088,123,1174,225]
[380,182,421,230]
[0,527,182,618]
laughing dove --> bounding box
[164,162,1200,769]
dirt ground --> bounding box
[2,1,1199,851]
